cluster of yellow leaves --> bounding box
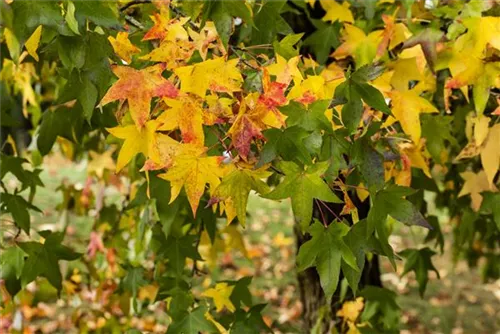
[336,297,365,334]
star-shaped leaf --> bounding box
[158,144,225,215]
[297,220,358,303]
[387,90,438,143]
[100,64,178,128]
[107,120,160,172]
[108,32,140,64]
[264,161,341,230]
[399,247,440,297]
[211,166,271,226]
[202,282,236,313]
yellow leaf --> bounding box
[106,120,160,172]
[331,24,383,67]
[108,32,141,64]
[337,297,364,322]
[459,17,500,57]
[473,116,490,147]
[266,54,303,86]
[158,96,205,146]
[25,25,43,62]
[319,0,354,23]
[201,283,236,313]
[458,170,498,211]
[388,90,438,143]
[399,140,431,178]
[205,311,228,334]
[87,150,116,178]
[390,57,423,91]
[174,57,242,98]
[480,124,500,186]
[287,75,327,104]
[223,224,248,258]
[272,232,294,247]
[158,144,225,215]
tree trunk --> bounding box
[296,200,382,332]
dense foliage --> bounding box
[1,0,500,332]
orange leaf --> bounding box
[100,64,178,128]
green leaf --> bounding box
[424,216,445,253]
[231,304,272,334]
[351,138,385,192]
[213,168,270,226]
[421,114,458,163]
[341,220,370,295]
[273,33,304,59]
[166,306,218,334]
[251,0,292,45]
[73,1,120,29]
[399,247,440,297]
[37,106,85,156]
[123,266,147,298]
[258,126,312,166]
[367,185,431,268]
[79,79,98,121]
[1,194,41,234]
[0,246,25,297]
[204,0,253,48]
[11,1,72,44]
[359,286,401,332]
[341,95,364,134]
[18,231,81,292]
[303,21,341,64]
[65,1,80,35]
[229,276,253,309]
[353,81,391,115]
[264,161,341,230]
[281,100,332,132]
[296,221,358,303]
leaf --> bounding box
[351,138,385,192]
[399,248,440,297]
[303,22,341,64]
[18,231,81,292]
[212,167,271,226]
[458,170,498,211]
[319,0,354,23]
[421,114,457,163]
[108,32,141,64]
[265,161,341,230]
[228,94,286,159]
[174,57,243,98]
[388,90,438,143]
[158,144,225,215]
[11,1,72,44]
[123,266,147,298]
[24,25,42,61]
[251,0,292,45]
[231,304,273,333]
[158,96,205,147]
[1,194,41,235]
[331,24,383,68]
[65,1,80,35]
[73,1,120,29]
[79,79,98,122]
[401,28,443,71]
[258,126,312,166]
[202,282,236,312]
[367,185,431,268]
[166,306,218,334]
[273,33,304,60]
[204,0,253,48]
[100,64,178,128]
[107,120,161,172]
[296,221,358,303]
[480,124,500,186]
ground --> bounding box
[1,152,499,333]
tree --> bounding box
[1,0,500,333]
